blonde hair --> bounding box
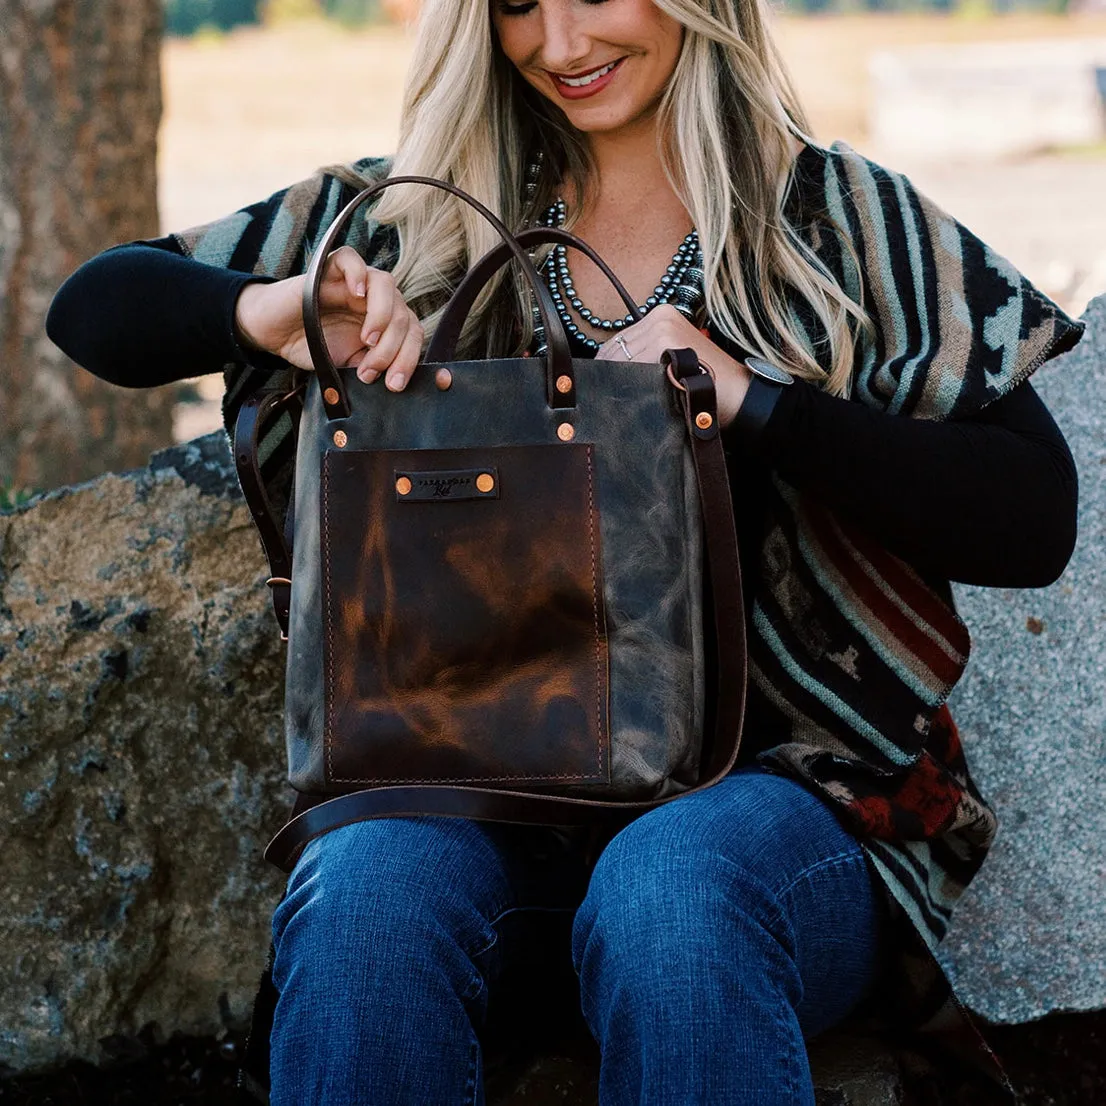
[352,0,868,392]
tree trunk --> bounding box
[0,0,174,494]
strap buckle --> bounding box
[277,376,308,405]
[665,358,715,393]
[265,578,292,643]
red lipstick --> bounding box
[548,58,624,100]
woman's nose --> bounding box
[536,2,590,71]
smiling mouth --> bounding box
[550,58,623,88]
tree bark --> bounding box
[0,0,173,493]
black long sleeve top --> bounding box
[46,239,1078,591]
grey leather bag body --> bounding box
[234,177,747,872]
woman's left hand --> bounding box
[596,305,751,429]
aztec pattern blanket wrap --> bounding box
[173,141,1083,1017]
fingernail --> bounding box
[355,283,366,298]
[365,330,381,347]
[386,372,404,390]
[358,369,380,383]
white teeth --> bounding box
[560,61,617,87]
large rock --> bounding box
[0,434,287,1071]
[1,298,1103,1074]
[941,294,1106,1022]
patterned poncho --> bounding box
[174,141,1084,1019]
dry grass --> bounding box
[160,21,412,231]
[774,12,1106,148]
[160,12,1106,229]
[160,13,1106,438]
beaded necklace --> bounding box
[529,194,707,357]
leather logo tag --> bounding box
[394,467,500,502]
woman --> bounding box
[47,0,1083,1099]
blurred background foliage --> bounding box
[165,0,383,35]
[161,0,1083,36]
[165,0,261,35]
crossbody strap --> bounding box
[261,349,746,873]
[234,383,306,639]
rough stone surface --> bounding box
[0,433,287,1071]
[806,1032,904,1106]
[941,293,1106,1023]
[1,298,1103,1076]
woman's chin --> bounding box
[559,101,657,139]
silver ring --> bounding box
[615,335,632,360]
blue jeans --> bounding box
[270,768,885,1105]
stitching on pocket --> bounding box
[323,455,335,780]
[586,444,607,780]
[324,444,608,786]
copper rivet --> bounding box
[435,368,453,391]
[555,374,572,395]
[557,423,575,442]
[333,430,348,448]
[695,412,714,430]
[475,473,495,493]
[396,476,412,496]
[323,387,339,406]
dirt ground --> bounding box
[3,1008,1106,1105]
[160,13,1106,435]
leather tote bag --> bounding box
[234,177,747,873]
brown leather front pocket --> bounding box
[320,444,609,786]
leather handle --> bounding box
[427,226,643,364]
[263,348,746,873]
[237,229,646,642]
[302,176,577,417]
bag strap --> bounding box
[262,347,746,873]
[234,382,306,639]
[303,176,582,415]
[233,225,643,639]
[427,225,642,363]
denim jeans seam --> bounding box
[709,852,796,946]
[487,902,579,929]
[462,1031,480,1106]
[768,987,803,1105]
[467,923,500,965]
[772,848,864,902]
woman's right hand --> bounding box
[233,246,424,390]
